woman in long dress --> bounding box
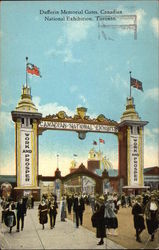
[132,195,145,242]
[145,194,159,241]
[104,196,118,236]
[93,196,106,245]
[4,200,16,233]
[38,199,48,229]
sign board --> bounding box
[129,135,140,185]
[39,120,118,133]
[20,129,33,186]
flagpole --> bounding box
[26,57,28,87]
[57,154,59,169]
[129,71,132,97]
[99,139,100,152]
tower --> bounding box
[118,97,148,193]
[11,85,42,200]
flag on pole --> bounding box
[130,77,143,91]
[93,140,97,145]
[99,138,105,144]
[27,63,42,77]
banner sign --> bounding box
[21,129,33,186]
[130,135,140,185]
[39,120,118,133]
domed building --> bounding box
[87,148,117,177]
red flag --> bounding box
[93,140,97,145]
[99,138,105,144]
[131,77,143,91]
[27,63,41,77]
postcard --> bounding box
[0,1,158,249]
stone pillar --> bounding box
[11,85,42,200]
[118,97,148,190]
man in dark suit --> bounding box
[73,193,85,228]
[66,195,73,214]
[16,198,25,232]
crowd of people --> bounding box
[0,190,159,247]
[38,193,85,229]
[91,190,159,245]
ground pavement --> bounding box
[0,204,124,250]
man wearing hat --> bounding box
[73,193,85,228]
[132,195,145,242]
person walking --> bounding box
[48,197,58,229]
[16,198,26,232]
[67,195,73,214]
[4,200,16,233]
[132,195,145,242]
[38,199,48,229]
[145,194,159,241]
[104,195,118,236]
[92,195,106,245]
[78,194,85,226]
[22,195,28,216]
[121,193,126,208]
[31,195,34,209]
[90,193,96,214]
[73,193,82,228]
[60,196,67,222]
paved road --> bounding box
[0,204,124,249]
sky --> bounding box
[0,1,159,177]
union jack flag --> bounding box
[131,77,143,91]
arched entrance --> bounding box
[38,163,109,200]
[11,85,148,200]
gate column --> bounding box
[11,85,42,200]
[118,97,148,193]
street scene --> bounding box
[0,1,159,249]
[0,195,159,249]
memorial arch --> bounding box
[11,85,148,200]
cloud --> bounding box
[63,49,81,63]
[144,128,159,166]
[69,85,78,93]
[45,48,81,64]
[0,112,14,134]
[110,73,128,88]
[0,152,15,175]
[33,96,75,117]
[152,128,159,135]
[144,144,159,167]
[33,96,96,119]
[57,37,64,46]
[65,21,95,45]
[144,88,159,102]
[135,8,146,30]
[150,18,159,37]
[117,7,146,35]
[105,65,113,72]
[45,21,94,63]
[144,127,159,140]
[78,95,88,106]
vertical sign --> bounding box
[130,135,139,185]
[21,129,33,186]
